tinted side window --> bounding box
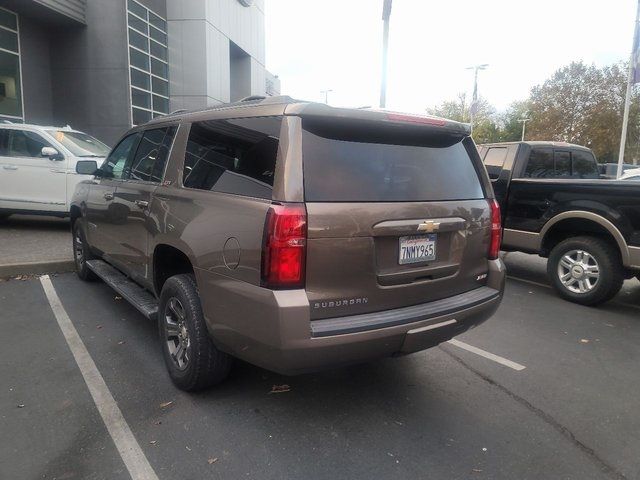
[183,117,281,199]
[127,126,176,182]
[483,147,508,180]
[572,150,599,178]
[101,133,140,179]
[523,148,554,178]
[2,130,51,158]
[554,151,571,177]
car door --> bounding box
[86,132,141,256]
[0,129,67,212]
[109,126,177,286]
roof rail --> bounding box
[239,95,267,102]
[170,109,188,115]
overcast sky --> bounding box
[265,0,637,113]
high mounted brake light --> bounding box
[386,113,447,127]
[488,199,502,260]
[261,203,307,289]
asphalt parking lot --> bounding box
[1,257,639,480]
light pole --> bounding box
[320,89,333,104]
[518,116,530,141]
[380,0,392,108]
[466,64,488,134]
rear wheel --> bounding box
[158,274,232,391]
[547,236,623,306]
[73,221,98,281]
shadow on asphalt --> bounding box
[0,214,70,231]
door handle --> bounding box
[2,165,17,170]
[135,200,149,208]
[103,192,114,201]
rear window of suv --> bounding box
[302,122,484,202]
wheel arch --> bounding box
[540,211,629,265]
[152,242,196,295]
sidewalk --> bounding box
[0,215,74,277]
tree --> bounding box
[526,61,640,162]
[427,93,501,144]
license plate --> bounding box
[399,234,436,264]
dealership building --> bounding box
[0,0,280,145]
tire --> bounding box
[72,221,98,281]
[547,236,624,306]
[158,274,232,391]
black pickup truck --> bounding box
[478,141,640,305]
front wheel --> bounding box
[158,274,232,391]
[73,221,98,281]
[547,236,623,306]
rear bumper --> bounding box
[197,259,505,375]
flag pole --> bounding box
[617,0,640,178]
[380,0,392,108]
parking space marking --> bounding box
[447,339,527,371]
[40,275,159,480]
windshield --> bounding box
[47,130,111,157]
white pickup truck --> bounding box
[0,123,110,218]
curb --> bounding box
[0,259,75,278]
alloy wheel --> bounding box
[557,249,600,294]
[164,297,190,370]
[74,229,84,268]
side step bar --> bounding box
[86,260,159,320]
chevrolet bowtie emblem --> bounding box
[417,220,440,233]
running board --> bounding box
[86,260,158,320]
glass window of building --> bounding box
[127,0,169,125]
[0,7,22,121]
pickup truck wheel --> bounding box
[73,223,98,281]
[548,236,623,306]
[158,274,232,391]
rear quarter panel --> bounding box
[504,179,640,247]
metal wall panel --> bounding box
[33,0,86,23]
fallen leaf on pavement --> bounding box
[114,296,122,300]
[118,340,125,345]
[149,440,157,445]
[160,401,173,408]
[208,458,218,464]
[96,325,103,329]
[269,384,291,394]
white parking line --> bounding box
[40,275,159,480]
[447,339,527,371]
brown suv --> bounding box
[70,96,505,391]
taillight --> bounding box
[488,199,502,260]
[261,203,307,289]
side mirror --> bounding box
[41,146,64,161]
[76,160,98,175]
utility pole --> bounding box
[320,89,333,104]
[617,0,640,177]
[466,64,488,135]
[380,0,392,108]
[518,116,530,141]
